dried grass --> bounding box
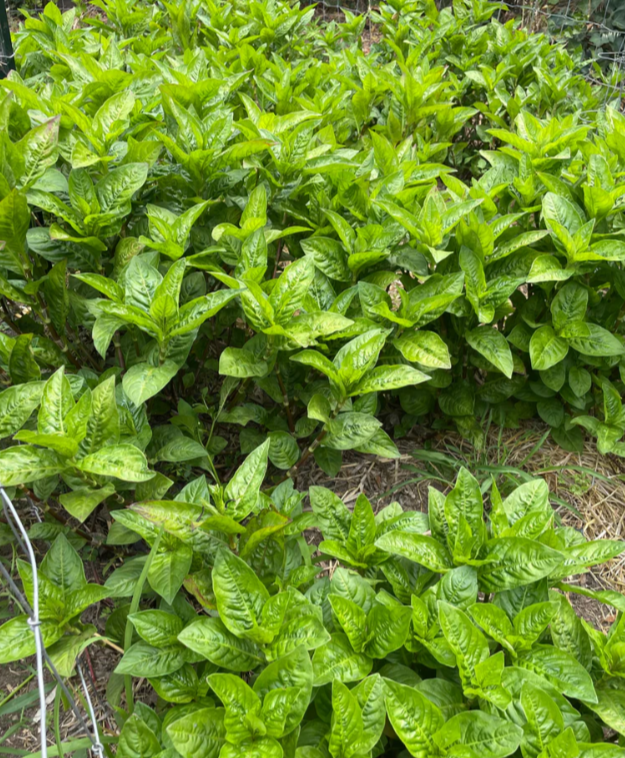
[295,421,625,624]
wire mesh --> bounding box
[0,486,107,758]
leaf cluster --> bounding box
[3,463,625,758]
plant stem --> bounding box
[0,673,34,709]
[123,526,164,714]
[285,399,345,480]
[1,299,22,334]
[275,363,295,433]
[226,377,250,412]
[113,332,126,373]
[94,634,124,654]
[54,685,65,758]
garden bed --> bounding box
[3,423,625,752]
[3,0,625,756]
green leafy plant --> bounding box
[5,466,625,758]
[3,0,625,752]
[2,0,625,499]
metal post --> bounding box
[0,0,14,77]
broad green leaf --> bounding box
[224,440,270,520]
[564,323,625,358]
[517,645,597,702]
[375,531,453,572]
[13,429,77,457]
[394,330,451,369]
[208,673,261,743]
[267,431,299,470]
[212,549,269,640]
[169,289,241,336]
[444,467,483,546]
[334,329,389,387]
[39,367,71,436]
[117,713,160,758]
[323,412,381,450]
[96,162,148,214]
[39,533,85,593]
[76,444,154,482]
[549,592,592,671]
[585,688,625,736]
[0,445,65,485]
[0,614,63,664]
[0,190,30,273]
[513,601,558,647]
[0,381,45,439]
[551,283,588,332]
[354,674,386,752]
[219,347,268,378]
[439,601,490,687]
[469,603,514,653]
[530,326,569,371]
[438,565,479,610]
[350,364,429,396]
[148,545,193,605]
[260,687,302,739]
[149,664,199,704]
[364,601,411,659]
[178,617,264,672]
[253,645,313,735]
[167,708,227,758]
[520,681,564,757]
[328,680,364,758]
[330,569,376,614]
[270,257,316,325]
[59,484,115,523]
[115,640,185,677]
[290,350,344,390]
[329,594,367,652]
[17,118,60,189]
[47,626,98,678]
[123,361,180,406]
[9,334,40,384]
[312,633,372,686]
[433,710,523,758]
[384,679,443,758]
[478,538,563,592]
[347,493,376,555]
[220,738,283,758]
[79,375,119,456]
[309,485,352,542]
[467,327,513,378]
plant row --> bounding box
[1,0,625,506]
[2,462,625,758]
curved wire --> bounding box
[1,486,47,758]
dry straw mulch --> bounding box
[296,422,625,613]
